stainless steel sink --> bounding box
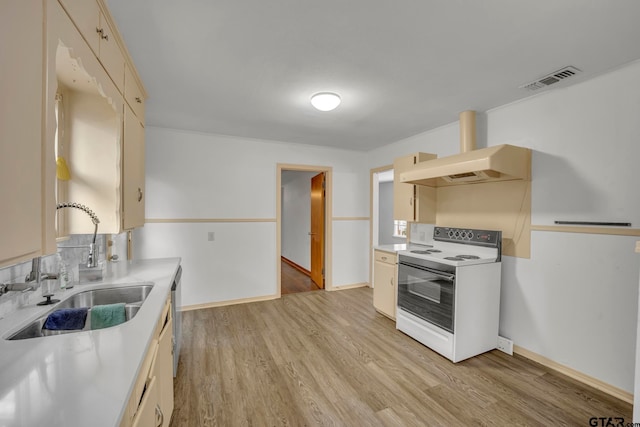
[6,284,153,340]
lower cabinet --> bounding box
[132,376,159,427]
[373,250,397,319]
[121,296,173,427]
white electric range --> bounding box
[396,225,502,362]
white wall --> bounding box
[281,171,317,269]
[367,60,640,394]
[134,128,369,307]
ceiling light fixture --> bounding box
[310,92,341,111]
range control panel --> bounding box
[433,226,502,248]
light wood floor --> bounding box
[281,260,321,295]
[170,287,632,426]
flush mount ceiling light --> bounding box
[310,92,341,111]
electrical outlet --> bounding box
[207,232,215,241]
[497,336,513,355]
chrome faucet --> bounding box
[0,257,57,296]
[56,203,100,268]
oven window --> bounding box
[398,263,455,333]
[407,275,441,303]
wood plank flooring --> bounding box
[170,287,632,426]
[281,260,321,295]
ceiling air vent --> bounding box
[519,66,582,91]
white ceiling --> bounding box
[106,0,640,151]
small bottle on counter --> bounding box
[57,252,72,290]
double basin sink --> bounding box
[7,283,153,340]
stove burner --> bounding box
[410,248,442,255]
[444,256,465,261]
[457,255,480,259]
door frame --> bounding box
[276,163,333,297]
[369,164,393,287]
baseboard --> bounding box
[328,282,369,291]
[181,294,279,311]
[281,256,311,277]
[513,345,633,404]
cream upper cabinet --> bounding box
[0,1,54,268]
[58,0,125,90]
[125,64,146,123]
[373,250,397,319]
[393,152,437,223]
[49,0,146,236]
[123,105,145,230]
[49,0,125,236]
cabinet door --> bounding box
[131,376,160,427]
[58,0,100,54]
[125,64,146,122]
[156,317,174,427]
[123,105,145,230]
[98,11,125,89]
[373,259,397,319]
[393,155,416,221]
[393,153,437,223]
[0,1,44,266]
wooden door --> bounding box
[310,173,325,288]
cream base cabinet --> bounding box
[121,297,173,427]
[393,152,437,223]
[373,250,397,319]
[123,105,145,230]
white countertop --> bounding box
[0,258,181,427]
[374,243,407,253]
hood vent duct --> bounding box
[400,111,531,187]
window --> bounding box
[393,220,407,238]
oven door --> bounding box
[397,258,455,333]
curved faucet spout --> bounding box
[56,203,100,267]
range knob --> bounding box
[468,232,474,239]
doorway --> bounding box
[370,164,398,285]
[277,164,333,297]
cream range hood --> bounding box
[400,111,531,187]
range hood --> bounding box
[400,111,531,187]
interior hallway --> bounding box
[281,259,321,295]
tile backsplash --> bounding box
[0,232,129,318]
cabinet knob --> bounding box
[135,97,142,104]
[381,256,387,260]
[96,27,103,35]
[137,188,143,202]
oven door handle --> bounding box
[400,262,455,282]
